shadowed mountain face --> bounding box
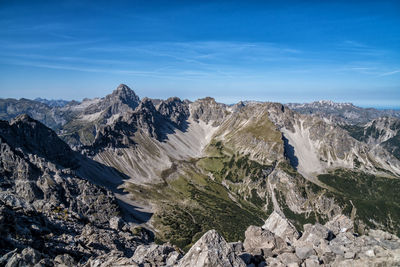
[1,85,400,264]
[0,114,77,168]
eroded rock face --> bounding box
[177,230,246,267]
[156,97,190,130]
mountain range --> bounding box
[1,84,400,266]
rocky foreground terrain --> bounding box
[2,204,400,266]
[1,85,400,266]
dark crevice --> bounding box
[282,135,298,169]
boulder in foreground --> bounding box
[177,229,246,267]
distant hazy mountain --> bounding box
[34,97,70,107]
[286,100,400,125]
[0,98,72,129]
[1,85,400,266]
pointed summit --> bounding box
[82,84,140,118]
[114,84,134,95]
[110,84,140,105]
[116,83,130,91]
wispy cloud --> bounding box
[1,58,253,81]
[379,69,400,76]
[1,38,398,84]
[2,59,157,76]
[0,40,305,80]
[336,40,386,57]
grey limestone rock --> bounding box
[109,216,124,231]
[295,245,315,260]
[243,225,291,257]
[324,214,353,236]
[131,243,180,266]
[262,211,300,244]
[177,229,246,267]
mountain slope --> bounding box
[55,87,399,250]
[343,116,400,160]
[2,85,400,254]
[0,116,141,262]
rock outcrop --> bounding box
[262,211,300,244]
[241,213,400,267]
[156,97,190,130]
[177,230,246,267]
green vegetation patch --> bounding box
[237,115,283,143]
[198,141,274,184]
[126,162,268,251]
[59,119,97,145]
[318,169,400,235]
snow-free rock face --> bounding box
[190,97,228,127]
[131,243,181,266]
[262,211,300,244]
[241,212,400,267]
[243,225,292,258]
[177,230,246,267]
[0,98,69,129]
[324,214,354,236]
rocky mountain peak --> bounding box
[116,83,131,91]
[191,97,228,126]
[81,84,140,119]
[137,97,156,113]
[156,97,189,129]
[108,84,140,107]
[198,96,217,104]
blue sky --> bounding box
[0,0,399,108]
